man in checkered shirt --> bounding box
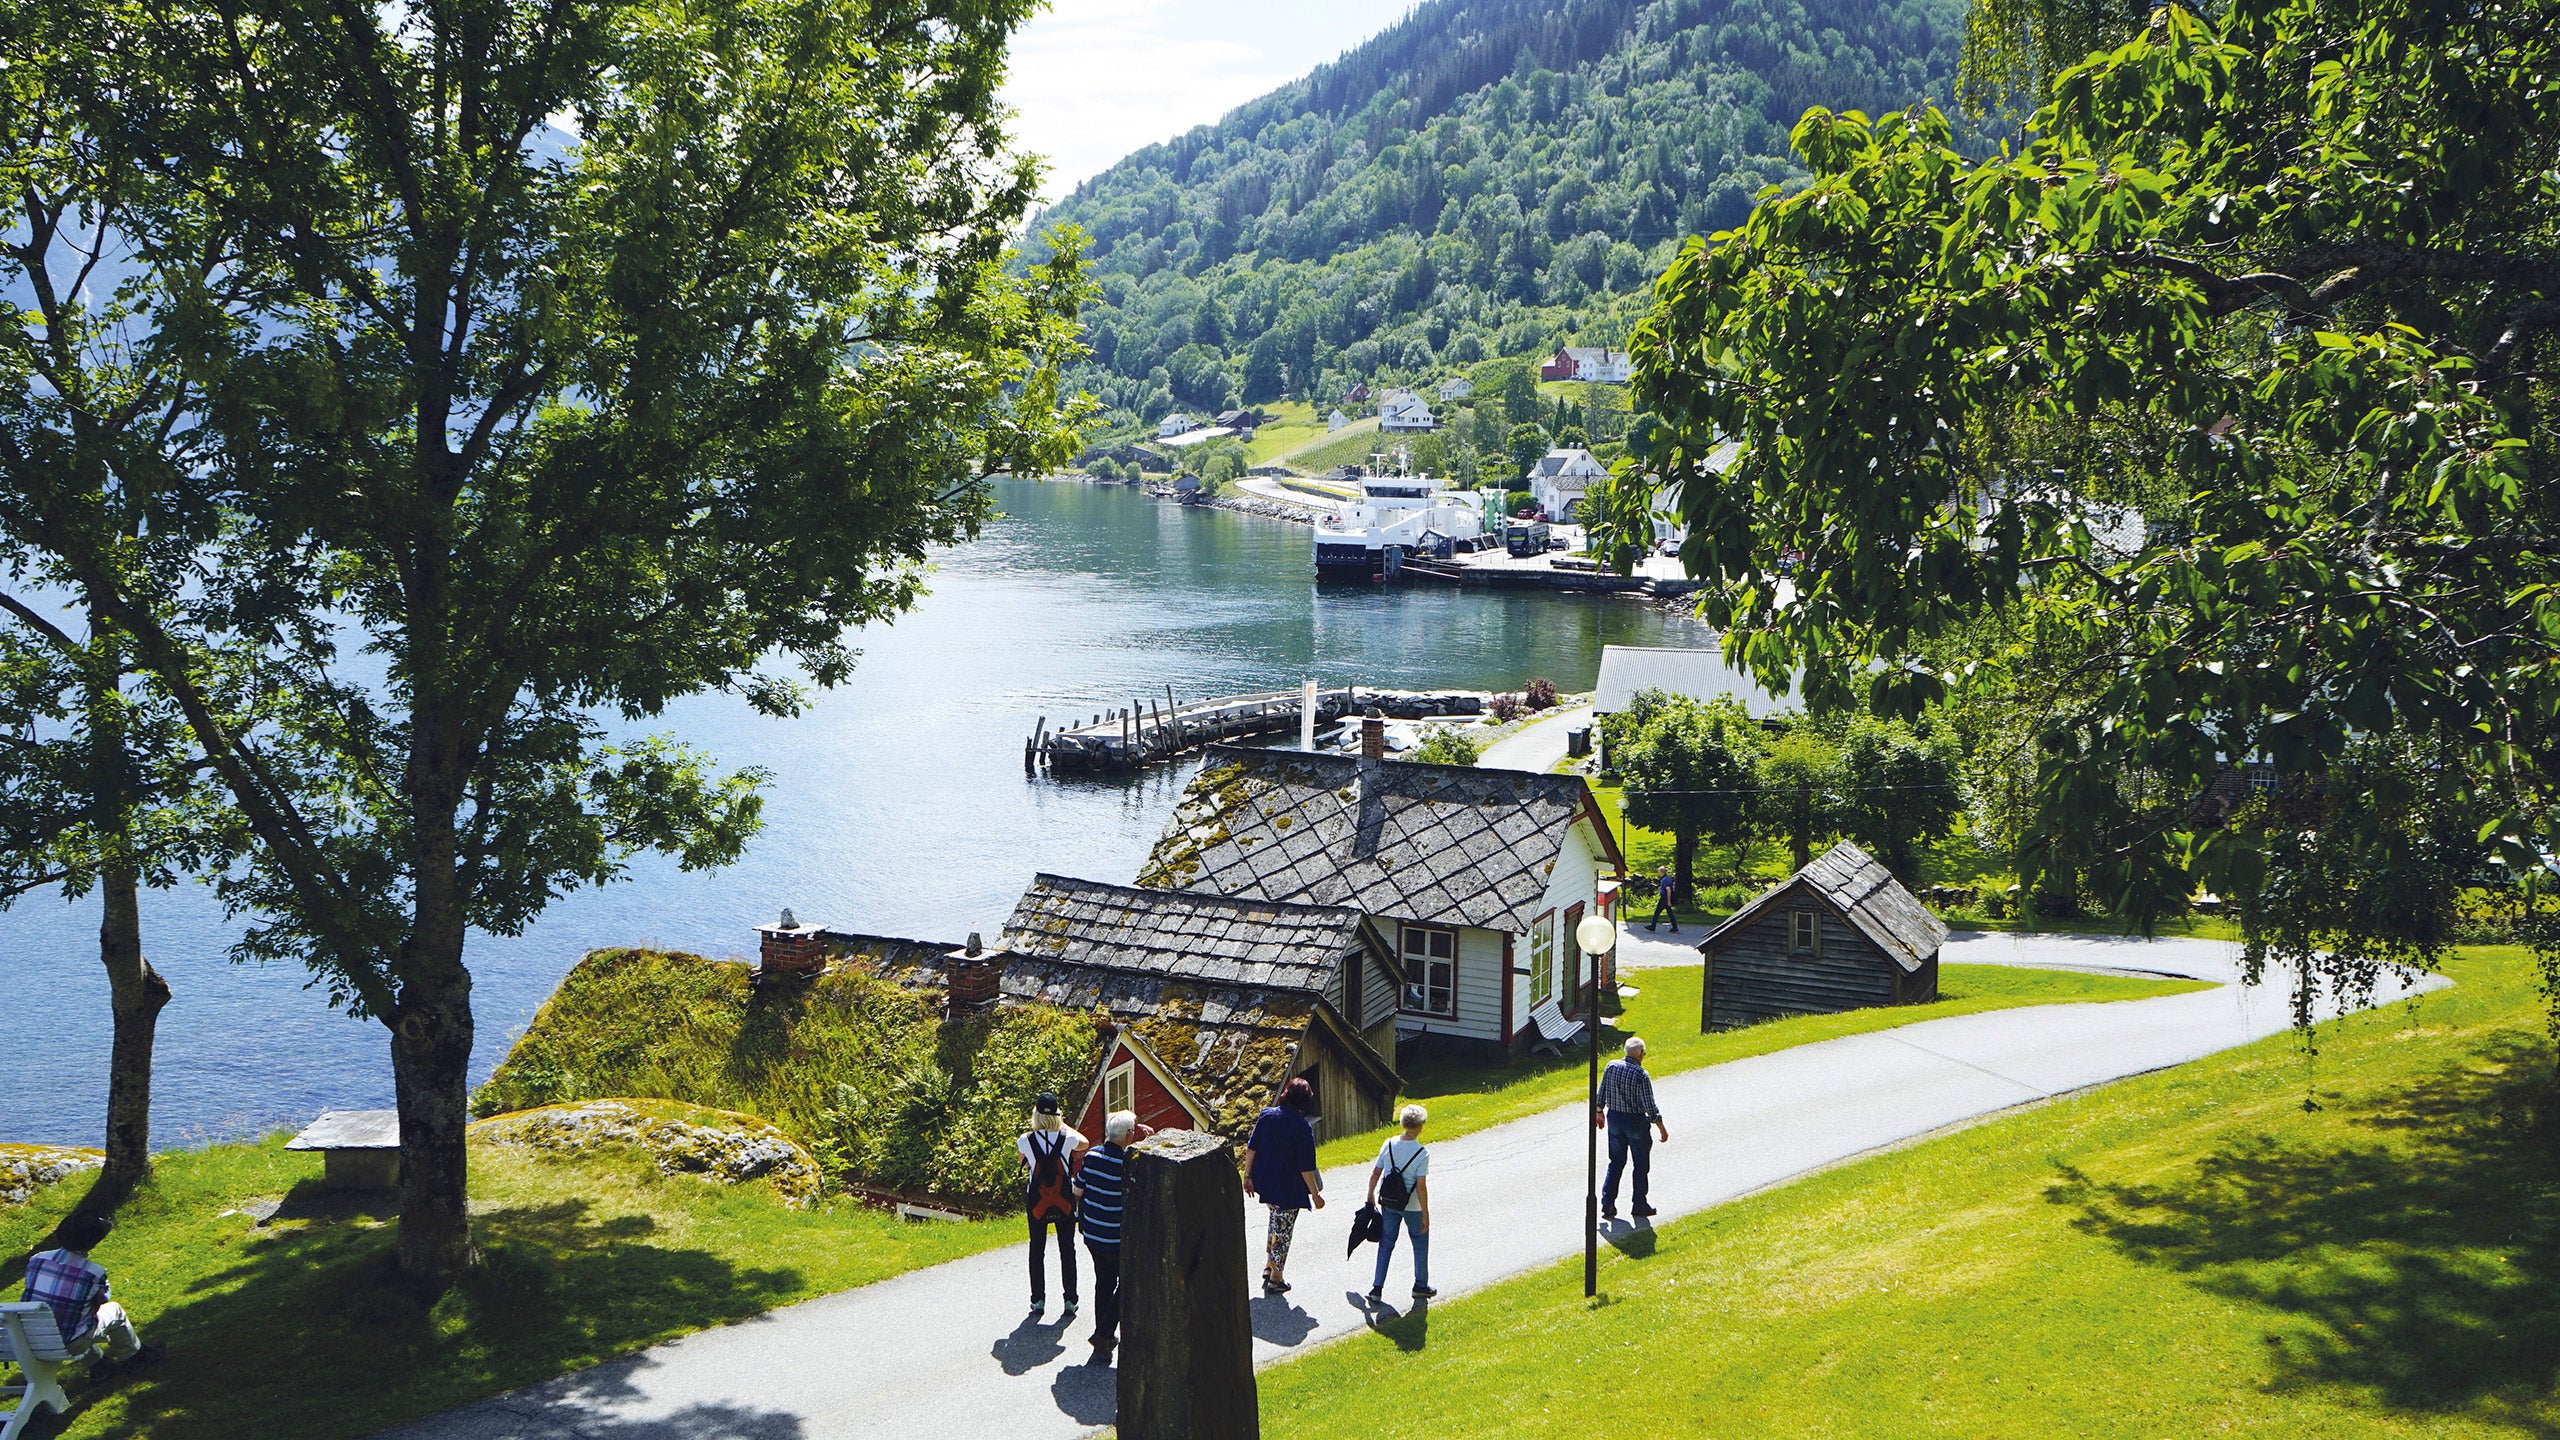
[19,1212,144,1364]
[1593,1036,1671,1220]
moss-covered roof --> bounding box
[1136,744,1616,931]
[1002,872,1368,994]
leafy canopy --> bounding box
[1637,0,2559,997]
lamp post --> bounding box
[1575,911,1620,1299]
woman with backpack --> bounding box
[1240,1077,1326,1294]
[1365,1103,1435,1303]
[1018,1091,1087,1319]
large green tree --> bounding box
[1638,0,2558,1009]
[1620,695,1762,893]
[9,0,1087,1285]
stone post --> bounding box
[1117,1129,1258,1440]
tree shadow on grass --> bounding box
[2051,1034,2560,1435]
[39,1192,808,1440]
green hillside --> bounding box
[1029,0,1966,457]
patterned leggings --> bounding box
[1264,1206,1301,1278]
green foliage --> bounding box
[1638,0,2560,1026]
[1831,716,1961,883]
[476,948,1100,1208]
[1619,693,1764,889]
[1581,459,1660,573]
[1757,727,1842,868]
[1027,0,1967,427]
[1414,726,1485,766]
[1505,422,1553,481]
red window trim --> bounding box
[1399,921,1460,1018]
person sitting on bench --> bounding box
[20,1214,144,1367]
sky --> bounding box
[1001,0,1411,199]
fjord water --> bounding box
[0,479,1723,1147]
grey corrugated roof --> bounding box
[1591,645,1754,715]
[1002,873,1367,994]
[1697,841,1946,971]
[1136,746,1613,932]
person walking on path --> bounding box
[1596,1036,1670,1219]
[20,1212,147,1366]
[1241,1077,1326,1294]
[1018,1091,1087,1319]
[1364,1104,1434,1302]
[1644,865,1679,932]
[1073,1110,1135,1363]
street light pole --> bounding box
[1575,911,1619,1300]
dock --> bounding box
[1027,686,1485,773]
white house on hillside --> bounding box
[1377,389,1436,432]
[1327,408,1351,431]
[1437,376,1474,401]
[1157,412,1200,438]
[1138,744,1625,1062]
[1527,446,1608,521]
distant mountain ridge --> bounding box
[1032,0,1965,443]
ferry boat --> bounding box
[1311,452,1495,580]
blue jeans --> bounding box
[1372,1207,1430,1291]
[1603,1111,1653,1213]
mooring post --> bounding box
[1118,1129,1257,1440]
[1166,684,1183,750]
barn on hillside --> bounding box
[1695,842,1946,1030]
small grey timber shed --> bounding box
[1696,842,1946,1030]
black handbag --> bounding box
[1347,1201,1383,1256]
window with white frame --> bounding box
[1401,924,1457,1016]
[1789,908,1821,955]
[1104,1061,1136,1117]
[1529,911,1556,1009]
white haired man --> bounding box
[1594,1036,1669,1220]
[1074,1110,1137,1363]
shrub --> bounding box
[1487,692,1524,722]
[1414,727,1483,766]
[1525,677,1559,710]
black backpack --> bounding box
[1378,1142,1422,1209]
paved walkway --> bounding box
[385,936,2436,1440]
[1477,704,1591,773]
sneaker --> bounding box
[1365,1286,1383,1303]
[1601,1207,1618,1221]
[1061,1302,1079,1321]
[1412,1284,1437,1299]
[1263,1277,1292,1294]
[1028,1302,1045,1318]
[1634,1205,1659,1218]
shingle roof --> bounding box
[1591,645,1753,714]
[1699,841,1947,971]
[1000,873,1368,994]
[1136,746,1613,932]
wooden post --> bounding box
[1118,1130,1257,1440]
[1167,684,1183,750]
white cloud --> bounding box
[1002,0,1408,198]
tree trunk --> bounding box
[84,861,169,1212]
[1673,827,1699,899]
[1791,777,1812,870]
[389,954,476,1287]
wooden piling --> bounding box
[1118,1130,1257,1439]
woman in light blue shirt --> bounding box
[1365,1103,1435,1302]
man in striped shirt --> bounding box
[1074,1110,1136,1362]
[1594,1036,1670,1220]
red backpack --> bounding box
[1026,1132,1076,1222]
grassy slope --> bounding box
[1279,416,1385,473]
[1313,963,2205,1170]
[1240,401,1324,464]
[1267,946,2559,1439]
[0,1140,1015,1440]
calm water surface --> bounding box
[0,480,1725,1147]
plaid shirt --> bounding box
[1597,1059,1661,1122]
[22,1248,110,1341]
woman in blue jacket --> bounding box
[1241,1077,1325,1294]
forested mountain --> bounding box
[1026,0,1966,442]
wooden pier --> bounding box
[1027,685,1485,773]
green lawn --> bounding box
[1267,946,2558,1439]
[1313,962,2206,1171]
[1241,400,1325,464]
[1279,416,1386,473]
[0,1139,1016,1440]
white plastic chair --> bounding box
[0,1300,86,1440]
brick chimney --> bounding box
[1360,707,1387,763]
[756,908,828,978]
[945,932,1007,1016]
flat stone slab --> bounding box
[285,1109,401,1151]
